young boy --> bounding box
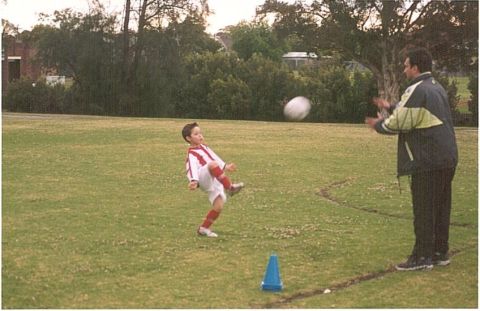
[182,122,244,238]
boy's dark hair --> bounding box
[182,122,199,142]
[406,47,432,73]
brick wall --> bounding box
[2,36,42,92]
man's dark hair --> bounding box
[182,122,199,142]
[406,47,432,73]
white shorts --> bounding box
[198,165,227,205]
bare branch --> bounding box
[372,1,381,14]
[360,6,376,31]
[405,1,432,32]
[403,0,419,30]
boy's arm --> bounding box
[206,146,226,170]
[186,153,200,183]
[207,146,237,172]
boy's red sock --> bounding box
[201,209,220,229]
[210,166,232,190]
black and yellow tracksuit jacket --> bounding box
[374,72,458,176]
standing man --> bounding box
[365,47,458,271]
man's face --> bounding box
[403,57,419,80]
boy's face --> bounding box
[187,126,204,146]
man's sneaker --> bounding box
[197,227,218,238]
[433,252,450,266]
[395,255,433,271]
[227,182,244,196]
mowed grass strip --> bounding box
[2,113,477,308]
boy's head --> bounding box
[182,122,200,144]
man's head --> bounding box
[403,47,432,80]
[182,122,203,145]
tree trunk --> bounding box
[119,0,132,115]
[124,0,148,115]
[130,0,148,83]
[122,0,131,79]
[377,75,401,104]
[377,40,402,104]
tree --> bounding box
[26,0,220,117]
[121,0,131,84]
[228,22,287,61]
[169,16,221,55]
[133,21,219,117]
[122,0,211,111]
[2,19,19,37]
[258,0,478,103]
[178,51,240,118]
[239,54,300,120]
[413,1,478,75]
[208,75,252,119]
[31,7,120,114]
[255,0,320,53]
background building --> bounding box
[2,36,42,92]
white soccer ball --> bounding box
[283,96,311,121]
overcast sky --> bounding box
[1,0,289,34]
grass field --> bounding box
[2,113,478,308]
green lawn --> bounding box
[2,113,477,308]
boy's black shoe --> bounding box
[433,252,450,266]
[395,255,433,271]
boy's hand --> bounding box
[225,163,237,172]
[188,181,198,190]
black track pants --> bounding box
[410,168,455,258]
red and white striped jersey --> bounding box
[185,144,226,182]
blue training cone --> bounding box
[261,253,283,291]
